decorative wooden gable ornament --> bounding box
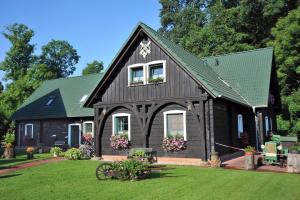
[139,41,151,58]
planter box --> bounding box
[287,153,300,173]
[244,153,255,170]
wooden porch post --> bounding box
[209,99,215,153]
[94,107,101,157]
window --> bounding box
[127,60,166,85]
[83,121,94,137]
[237,114,243,138]
[128,64,145,85]
[25,124,33,138]
[112,113,131,140]
[163,110,187,140]
[45,96,55,106]
[265,116,269,136]
[147,60,166,83]
[80,94,88,103]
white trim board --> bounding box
[68,123,82,146]
[112,113,131,141]
[163,110,187,141]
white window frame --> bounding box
[237,114,243,138]
[265,116,269,136]
[163,110,187,141]
[83,121,94,137]
[25,124,34,138]
[127,63,146,86]
[146,60,166,84]
[112,113,131,141]
[68,123,82,146]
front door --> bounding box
[68,124,81,147]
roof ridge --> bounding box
[202,47,273,59]
[44,72,104,83]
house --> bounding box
[84,22,281,163]
[12,73,103,148]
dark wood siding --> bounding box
[101,108,144,155]
[213,100,256,155]
[99,36,203,104]
[148,104,205,159]
[16,117,93,147]
[100,104,206,159]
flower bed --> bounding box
[110,134,130,150]
[162,136,186,152]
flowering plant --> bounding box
[162,135,186,152]
[110,133,130,150]
[26,146,35,153]
[82,133,93,145]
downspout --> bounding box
[253,106,259,150]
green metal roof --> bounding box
[12,73,104,120]
[140,23,251,106]
[85,22,274,108]
[203,48,273,107]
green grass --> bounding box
[0,153,52,168]
[0,160,299,200]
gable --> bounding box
[94,31,205,104]
[85,22,274,108]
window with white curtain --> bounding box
[237,114,243,138]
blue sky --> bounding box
[0,0,161,84]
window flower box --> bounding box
[162,136,186,152]
[148,77,164,84]
[110,134,130,150]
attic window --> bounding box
[80,94,88,103]
[45,96,55,106]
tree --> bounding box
[39,40,80,78]
[0,82,3,94]
[0,23,35,81]
[268,6,300,135]
[82,60,104,75]
[159,0,300,56]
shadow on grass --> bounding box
[148,171,181,179]
[0,173,22,179]
[0,158,28,166]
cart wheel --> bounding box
[96,163,113,180]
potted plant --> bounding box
[162,135,186,152]
[110,133,130,150]
[50,147,62,157]
[2,128,15,159]
[244,146,255,170]
[26,147,35,159]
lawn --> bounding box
[0,153,51,169]
[0,160,299,200]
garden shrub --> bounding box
[64,148,82,160]
[79,144,94,158]
[111,159,149,180]
[50,147,62,156]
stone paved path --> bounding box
[223,155,287,173]
[0,157,64,175]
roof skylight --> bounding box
[80,94,88,103]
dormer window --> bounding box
[147,60,166,84]
[45,96,55,106]
[128,64,146,85]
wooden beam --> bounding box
[209,99,215,153]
